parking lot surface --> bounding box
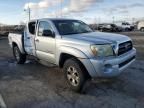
[0,32,144,108]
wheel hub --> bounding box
[67,66,80,86]
[15,48,20,61]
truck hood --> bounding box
[62,32,131,44]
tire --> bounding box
[140,27,144,32]
[63,58,89,92]
[100,29,103,32]
[125,28,129,31]
[13,46,26,64]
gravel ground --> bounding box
[0,32,144,108]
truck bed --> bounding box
[8,33,25,54]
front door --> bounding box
[35,21,56,64]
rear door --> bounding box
[24,21,37,56]
[35,20,56,64]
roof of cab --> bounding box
[29,18,78,22]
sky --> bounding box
[0,0,144,25]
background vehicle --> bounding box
[98,23,122,32]
[115,22,134,31]
[137,21,144,32]
[8,18,136,92]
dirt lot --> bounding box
[0,32,144,108]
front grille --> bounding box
[118,41,133,56]
[119,56,135,68]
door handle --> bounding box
[35,39,39,42]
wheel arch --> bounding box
[59,53,91,78]
[12,42,17,47]
[12,41,25,54]
[140,27,144,31]
[58,46,89,68]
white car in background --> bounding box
[137,21,144,32]
[115,22,134,31]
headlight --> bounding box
[91,44,114,57]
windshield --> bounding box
[52,20,93,35]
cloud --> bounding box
[102,2,144,16]
[69,0,96,12]
[118,10,129,14]
[24,0,64,19]
[129,3,144,8]
[41,0,105,19]
[24,0,105,19]
[115,3,144,10]
[116,5,128,9]
[66,0,103,13]
[24,2,38,9]
[53,0,104,17]
[24,0,63,9]
[101,7,118,15]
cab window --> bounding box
[28,21,36,35]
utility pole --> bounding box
[24,3,31,21]
[98,17,101,24]
[28,4,31,21]
[61,0,62,18]
[112,16,115,24]
[132,17,135,25]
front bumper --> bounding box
[80,48,136,78]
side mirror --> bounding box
[42,30,55,37]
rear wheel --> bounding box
[63,58,89,92]
[100,28,104,32]
[140,27,144,32]
[13,46,26,64]
[125,28,129,31]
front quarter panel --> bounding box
[57,46,88,63]
[56,45,98,77]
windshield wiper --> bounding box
[79,31,92,34]
[63,32,80,35]
[62,31,92,35]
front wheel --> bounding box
[63,58,89,92]
[13,46,26,64]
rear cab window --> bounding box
[28,21,36,35]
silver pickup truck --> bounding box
[8,18,136,92]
